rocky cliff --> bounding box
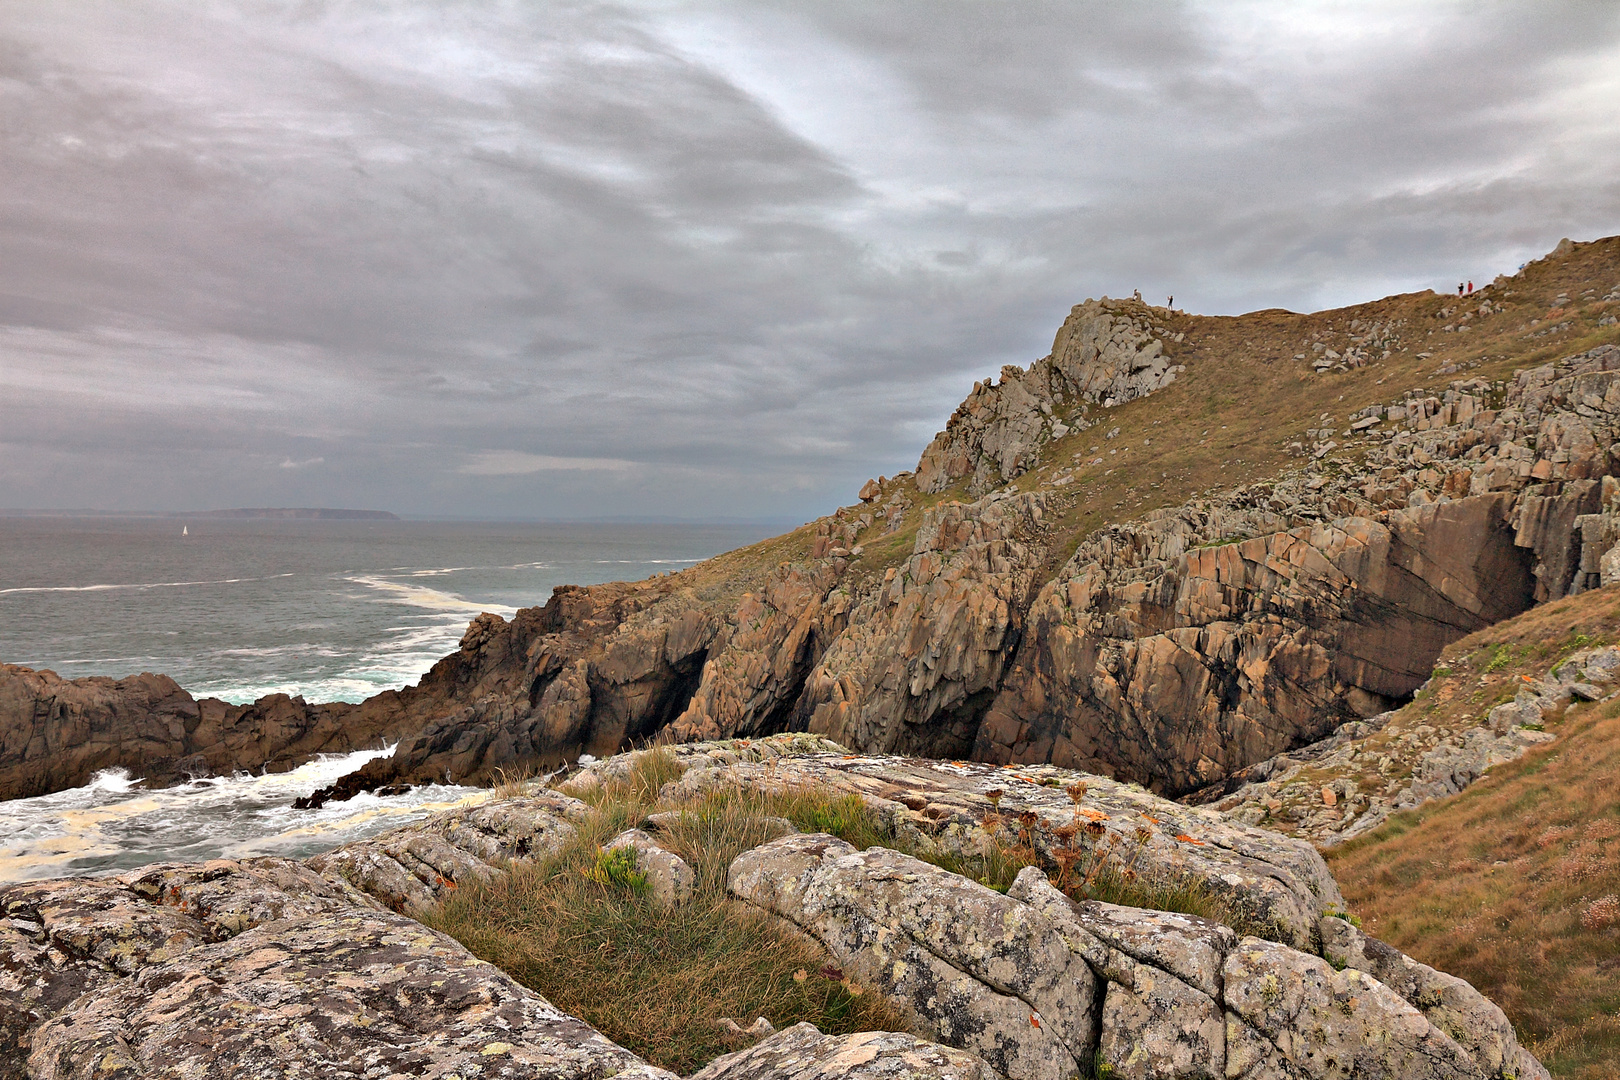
[5,236,1619,805]
[0,666,373,800]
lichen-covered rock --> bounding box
[728,833,1546,1080]
[606,828,696,905]
[690,1022,997,1080]
[643,739,1340,950]
[307,792,586,911]
[0,857,382,1077]
[27,908,676,1080]
[1222,936,1480,1079]
[729,834,1092,1080]
[1100,968,1224,1080]
[1318,917,1549,1080]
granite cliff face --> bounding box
[316,284,1620,801]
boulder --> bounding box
[691,1023,997,1080]
[727,833,1546,1080]
[728,835,1091,1080]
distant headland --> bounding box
[178,508,401,520]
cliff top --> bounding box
[680,234,1620,605]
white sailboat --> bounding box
[182,526,188,536]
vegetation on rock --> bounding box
[1325,585,1620,1079]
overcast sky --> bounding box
[3,1,1619,520]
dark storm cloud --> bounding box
[2,1,1618,518]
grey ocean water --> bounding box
[0,517,775,881]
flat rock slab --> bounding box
[308,792,588,911]
[28,908,676,1080]
[691,1022,996,1080]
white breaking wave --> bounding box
[0,575,290,596]
[186,576,522,705]
[344,574,518,616]
[0,746,485,884]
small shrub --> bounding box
[1581,895,1620,931]
[587,845,649,893]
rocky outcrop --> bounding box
[595,737,1343,950]
[292,578,742,801]
[973,344,1620,793]
[728,834,1545,1080]
[915,299,1182,495]
[0,665,396,800]
[0,738,1549,1079]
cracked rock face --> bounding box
[727,833,1547,1080]
[691,1023,997,1080]
[28,909,676,1080]
[797,494,1048,761]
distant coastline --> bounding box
[179,508,401,520]
[0,507,400,520]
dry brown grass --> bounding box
[1326,588,1620,1079]
[422,755,910,1074]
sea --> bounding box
[0,516,776,883]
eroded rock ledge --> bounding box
[0,738,1546,1079]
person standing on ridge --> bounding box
[1467,280,1474,294]
[1168,295,1174,308]
[1458,283,1465,295]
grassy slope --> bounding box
[1326,585,1620,1080]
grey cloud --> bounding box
[1,1,1618,518]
